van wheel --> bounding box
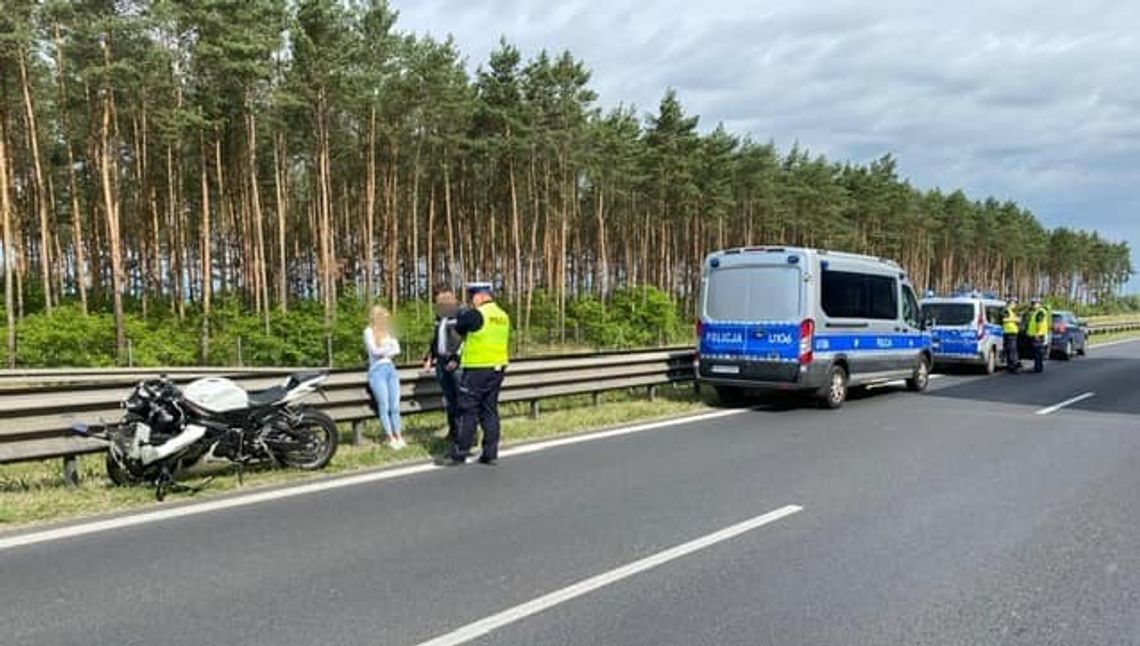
[907,357,931,392]
[984,348,996,375]
[818,365,847,409]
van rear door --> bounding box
[699,263,804,379]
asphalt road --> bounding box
[3,339,1139,646]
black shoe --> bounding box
[477,456,497,466]
[435,456,467,467]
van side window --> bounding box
[985,306,1004,325]
[902,286,920,328]
[821,271,898,320]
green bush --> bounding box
[0,284,697,368]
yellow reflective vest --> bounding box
[462,302,510,368]
[1002,306,1021,335]
[1027,306,1050,338]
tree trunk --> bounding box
[53,24,88,313]
[364,105,376,299]
[246,108,270,332]
[99,38,126,358]
[273,131,288,311]
[199,135,212,361]
[17,48,52,313]
[0,102,16,366]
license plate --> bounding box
[710,365,740,375]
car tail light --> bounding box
[799,319,815,365]
[976,312,986,340]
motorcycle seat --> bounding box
[248,385,289,407]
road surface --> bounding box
[3,340,1139,646]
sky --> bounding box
[393,0,1140,287]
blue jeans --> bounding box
[368,362,402,437]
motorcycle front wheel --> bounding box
[106,451,145,486]
[274,409,338,470]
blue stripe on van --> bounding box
[699,321,801,361]
[814,334,930,353]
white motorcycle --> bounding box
[72,372,338,500]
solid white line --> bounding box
[412,505,803,646]
[1035,392,1095,416]
[0,409,744,552]
[1089,336,1140,349]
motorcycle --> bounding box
[71,371,338,500]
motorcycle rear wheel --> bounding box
[274,409,338,470]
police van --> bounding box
[919,292,1006,374]
[696,246,933,409]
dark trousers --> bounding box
[453,369,505,461]
[1003,334,1020,372]
[435,364,461,443]
[1033,338,1047,373]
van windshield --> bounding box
[922,303,974,326]
[705,265,802,321]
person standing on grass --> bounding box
[422,287,464,444]
[365,305,406,449]
[442,282,510,466]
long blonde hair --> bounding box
[370,305,391,345]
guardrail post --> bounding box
[62,456,80,488]
[647,385,657,402]
[592,391,601,407]
[351,420,363,446]
[529,400,540,419]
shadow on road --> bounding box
[928,356,1140,417]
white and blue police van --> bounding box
[919,292,1006,374]
[696,246,933,409]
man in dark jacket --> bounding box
[422,287,463,443]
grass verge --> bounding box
[0,386,706,529]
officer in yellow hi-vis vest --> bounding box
[1001,296,1022,374]
[1027,296,1050,373]
[444,282,510,466]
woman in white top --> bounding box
[364,305,405,448]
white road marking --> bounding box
[1035,392,1096,416]
[0,409,744,552]
[1089,336,1140,349]
[412,505,803,646]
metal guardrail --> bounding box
[2,321,1137,475]
[0,348,697,473]
[1085,322,1140,336]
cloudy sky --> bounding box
[394,0,1140,284]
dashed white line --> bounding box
[1035,392,1096,416]
[411,505,804,646]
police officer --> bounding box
[1002,296,1022,373]
[1027,296,1050,373]
[422,287,463,443]
[444,282,510,466]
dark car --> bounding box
[1049,310,1088,359]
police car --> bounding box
[920,292,1006,374]
[695,246,933,409]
